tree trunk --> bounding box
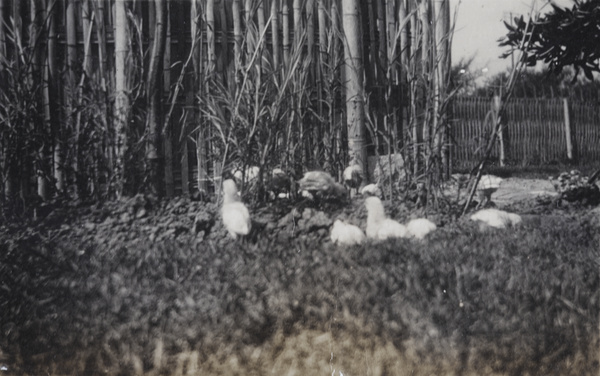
[342,0,367,179]
[147,0,167,196]
[114,0,130,197]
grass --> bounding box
[1,201,599,375]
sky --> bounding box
[450,0,575,78]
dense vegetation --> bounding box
[1,192,598,375]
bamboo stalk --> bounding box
[376,0,385,69]
[365,0,376,85]
[385,0,396,82]
[191,0,207,193]
[64,0,79,196]
[306,0,315,62]
[244,0,253,55]
[206,0,216,73]
[163,1,174,197]
[419,0,431,169]
[317,0,327,163]
[282,0,290,65]
[409,0,420,175]
[563,97,574,161]
[271,0,280,69]
[293,0,301,35]
[342,0,367,178]
[113,0,129,197]
[257,0,266,36]
[219,0,228,83]
[0,0,5,64]
[146,0,167,196]
[232,0,242,73]
[81,0,93,77]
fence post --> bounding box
[563,97,574,162]
[494,95,506,166]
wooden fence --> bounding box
[450,96,600,168]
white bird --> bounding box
[343,162,363,196]
[330,219,365,246]
[406,218,437,239]
[298,170,347,200]
[221,179,251,239]
[360,183,381,197]
[365,196,409,240]
[470,208,522,229]
[479,174,503,190]
[476,174,504,209]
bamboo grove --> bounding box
[0,0,452,214]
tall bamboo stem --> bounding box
[342,0,367,178]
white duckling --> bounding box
[365,196,409,240]
[406,218,437,240]
[221,179,251,239]
[470,208,521,229]
[330,219,366,246]
[360,183,381,197]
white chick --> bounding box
[470,208,522,229]
[221,179,251,239]
[365,196,409,240]
[330,219,365,246]
[343,163,363,196]
[360,183,381,197]
[406,218,437,240]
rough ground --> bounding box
[1,177,599,376]
[493,178,558,205]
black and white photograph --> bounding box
[1,0,599,374]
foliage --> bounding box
[449,56,483,96]
[196,11,345,200]
[0,25,46,215]
[499,0,600,80]
[0,195,598,375]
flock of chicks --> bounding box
[222,164,522,243]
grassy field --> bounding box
[1,193,599,375]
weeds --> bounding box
[1,204,598,375]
